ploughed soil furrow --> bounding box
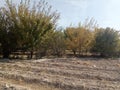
[0,58,120,90]
[0,61,119,82]
[0,69,119,90]
[0,62,120,77]
[25,60,120,72]
[13,60,120,73]
[0,65,119,82]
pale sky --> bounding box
[0,0,120,30]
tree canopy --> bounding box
[0,0,120,59]
[92,27,120,57]
[0,0,59,58]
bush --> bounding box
[92,27,120,57]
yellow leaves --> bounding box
[65,25,94,54]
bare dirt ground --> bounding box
[0,58,120,90]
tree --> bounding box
[77,26,94,55]
[36,30,54,58]
[0,0,59,58]
[65,27,79,55]
[39,28,66,57]
[0,8,19,58]
[50,29,66,56]
[64,18,96,56]
[92,27,120,57]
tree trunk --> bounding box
[2,49,10,59]
[30,51,33,59]
[100,53,105,57]
[72,50,76,56]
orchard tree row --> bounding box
[65,24,120,57]
[0,0,120,59]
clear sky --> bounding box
[0,0,120,30]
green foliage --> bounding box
[39,28,66,57]
[93,27,120,57]
[0,7,19,58]
[0,1,120,59]
[50,29,66,56]
[0,0,59,58]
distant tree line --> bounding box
[0,0,120,59]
